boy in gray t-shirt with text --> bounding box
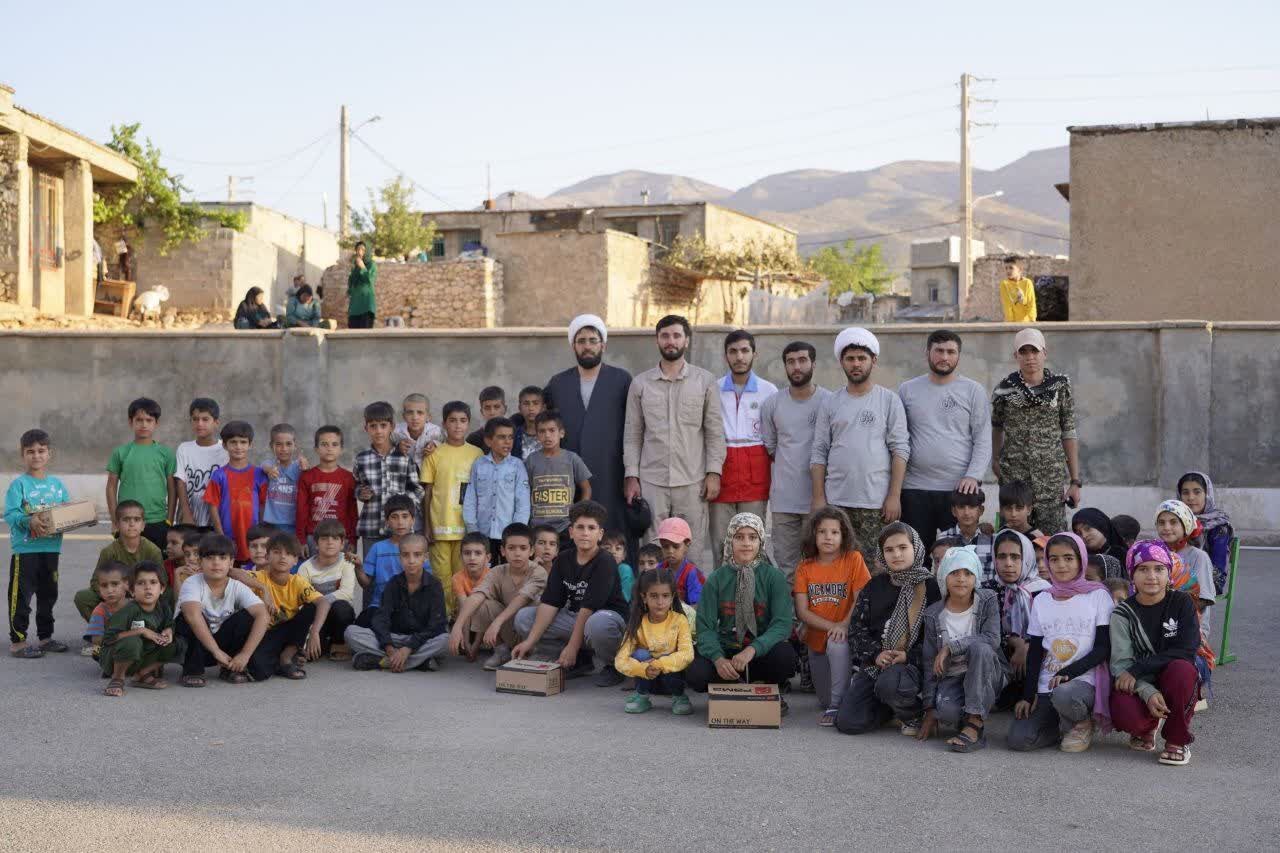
[524,411,593,533]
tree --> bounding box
[349,176,438,260]
[807,241,894,297]
[92,123,244,254]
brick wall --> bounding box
[0,133,19,302]
[319,257,503,328]
[964,254,1070,320]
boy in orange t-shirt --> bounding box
[451,533,491,607]
[793,508,871,726]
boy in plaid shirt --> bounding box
[354,401,423,557]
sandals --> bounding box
[103,678,125,697]
[1129,734,1157,752]
[131,673,169,690]
[328,644,351,662]
[181,674,207,688]
[218,668,250,685]
[948,719,987,753]
[1159,744,1191,766]
[818,708,838,727]
[276,662,307,680]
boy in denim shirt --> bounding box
[462,417,530,564]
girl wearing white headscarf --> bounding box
[686,513,797,705]
[918,547,1010,752]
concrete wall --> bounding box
[1070,120,1280,321]
[703,204,798,252]
[488,230,611,326]
[604,230,652,327]
[3,321,1274,529]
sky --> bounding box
[7,0,1278,227]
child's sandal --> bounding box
[1158,744,1191,766]
[276,662,307,680]
[131,673,169,690]
[218,668,250,685]
[181,674,207,688]
[103,679,125,697]
[947,720,987,753]
[1129,734,1157,752]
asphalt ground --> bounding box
[1,535,1276,852]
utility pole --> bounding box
[339,104,350,241]
[227,175,235,202]
[959,72,973,304]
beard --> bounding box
[929,360,956,377]
[788,368,814,388]
[844,367,871,385]
[660,345,686,363]
[575,350,602,369]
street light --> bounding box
[974,189,1004,207]
[352,115,382,135]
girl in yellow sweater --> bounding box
[615,567,695,715]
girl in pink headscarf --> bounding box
[1006,531,1114,754]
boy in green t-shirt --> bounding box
[106,397,177,551]
[73,501,164,620]
[100,562,184,696]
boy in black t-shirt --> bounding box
[512,500,627,686]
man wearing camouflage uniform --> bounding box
[990,328,1081,534]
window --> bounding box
[655,216,681,248]
[927,278,940,303]
[33,172,62,268]
[457,229,483,249]
[431,235,445,257]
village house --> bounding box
[0,84,137,316]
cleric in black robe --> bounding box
[543,314,632,540]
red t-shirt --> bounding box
[295,466,358,543]
[204,466,267,562]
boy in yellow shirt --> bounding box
[233,533,329,679]
[1000,256,1037,322]
[421,401,483,616]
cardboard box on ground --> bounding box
[706,683,782,729]
[495,660,564,696]
[31,501,97,535]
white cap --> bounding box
[1013,327,1046,352]
[833,327,880,360]
[568,314,607,345]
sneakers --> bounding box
[38,639,69,653]
[900,716,922,737]
[482,644,512,671]
[624,692,652,714]
[1060,718,1095,753]
[416,657,440,672]
[671,694,693,716]
[352,653,382,671]
[1194,698,1209,712]
[818,708,838,727]
[80,643,97,658]
[594,664,624,687]
[10,644,43,659]
[565,654,595,680]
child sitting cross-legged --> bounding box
[74,500,163,622]
[357,494,419,627]
[345,534,448,672]
[917,547,1010,752]
[615,567,694,715]
[233,533,329,679]
[100,562,186,697]
[451,532,492,608]
[294,519,357,660]
[175,533,271,686]
[449,523,548,670]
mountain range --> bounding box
[492,147,1071,284]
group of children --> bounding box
[4,390,1235,764]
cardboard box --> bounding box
[495,659,564,696]
[31,500,98,535]
[707,683,781,729]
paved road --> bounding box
[1,535,1275,852]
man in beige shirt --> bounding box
[623,315,727,571]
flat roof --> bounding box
[422,200,797,235]
[1,104,137,183]
[1068,116,1280,136]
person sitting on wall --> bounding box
[285,284,323,328]
[233,287,279,330]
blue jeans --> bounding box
[632,649,686,696]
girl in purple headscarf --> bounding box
[1006,531,1115,754]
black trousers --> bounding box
[348,312,375,329]
[900,489,955,557]
[177,609,273,680]
[319,600,355,649]
[8,552,59,644]
[142,522,170,552]
[252,603,318,671]
[684,642,797,692]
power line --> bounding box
[799,220,962,249]
[997,87,1280,104]
[351,132,455,207]
[165,128,336,167]
[994,63,1280,82]
[977,223,1069,242]
[271,136,337,208]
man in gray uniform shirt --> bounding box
[810,327,910,566]
[760,341,832,582]
[897,329,992,553]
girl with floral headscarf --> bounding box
[1007,531,1114,754]
[1109,540,1202,765]
[834,523,941,737]
[991,528,1050,707]
[1155,500,1218,649]
[688,513,797,705]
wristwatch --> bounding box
[1069,479,1083,488]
